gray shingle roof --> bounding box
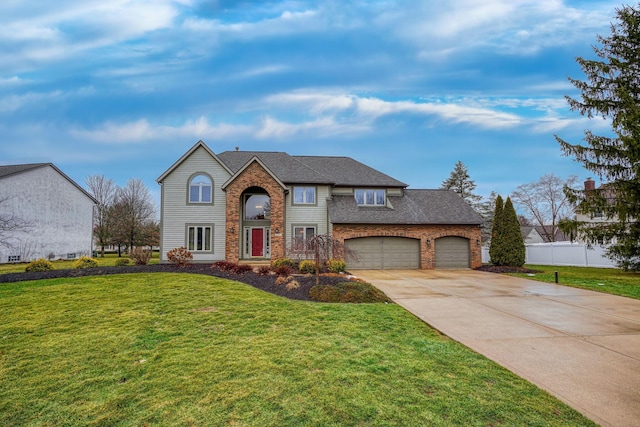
[328,189,484,225]
[0,162,97,203]
[0,163,49,179]
[216,151,407,187]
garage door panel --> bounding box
[435,236,470,269]
[346,237,420,270]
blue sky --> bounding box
[0,0,620,207]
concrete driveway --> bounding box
[355,269,640,427]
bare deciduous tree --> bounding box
[511,174,578,242]
[287,234,357,285]
[85,174,117,257]
[110,178,157,253]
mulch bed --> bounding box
[0,264,350,301]
[475,265,542,274]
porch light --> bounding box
[229,227,235,233]
[426,239,431,246]
[274,227,280,233]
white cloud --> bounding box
[69,116,253,144]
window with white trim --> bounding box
[189,174,212,203]
[293,225,316,252]
[354,189,385,206]
[293,186,316,205]
[187,225,213,251]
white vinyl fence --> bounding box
[482,242,616,268]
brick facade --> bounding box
[224,161,481,269]
[332,224,482,269]
[224,161,287,262]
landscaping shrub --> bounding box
[25,258,54,272]
[232,264,253,274]
[257,265,272,275]
[273,264,293,277]
[271,257,294,269]
[285,280,300,291]
[166,247,193,266]
[114,258,131,267]
[129,248,152,265]
[309,281,391,303]
[213,261,237,272]
[299,259,318,274]
[275,275,291,286]
[326,259,346,273]
[73,256,99,269]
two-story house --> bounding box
[157,141,483,269]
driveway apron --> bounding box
[355,269,640,427]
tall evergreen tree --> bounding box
[500,197,526,267]
[555,4,640,270]
[489,195,504,265]
[441,161,482,206]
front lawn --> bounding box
[508,264,640,300]
[0,252,159,274]
[0,273,593,426]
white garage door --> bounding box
[345,237,420,269]
[435,236,470,269]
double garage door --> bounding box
[345,236,470,270]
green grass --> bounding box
[509,264,640,300]
[0,273,594,426]
[0,252,159,274]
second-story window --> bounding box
[293,186,316,204]
[189,174,212,203]
[354,189,385,206]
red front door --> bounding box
[251,228,264,257]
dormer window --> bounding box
[189,174,212,203]
[355,189,385,206]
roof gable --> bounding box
[0,163,97,203]
[156,140,232,183]
[221,156,287,190]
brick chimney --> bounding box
[584,177,596,191]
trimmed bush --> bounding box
[114,258,131,267]
[326,259,346,273]
[73,256,99,269]
[213,261,236,272]
[309,281,391,303]
[257,265,272,275]
[285,280,300,291]
[271,257,294,269]
[130,248,152,265]
[232,264,253,274]
[274,265,293,277]
[25,258,54,272]
[167,247,193,266]
[299,259,317,274]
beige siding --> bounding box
[159,146,230,262]
[330,187,353,196]
[285,185,331,240]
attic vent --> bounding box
[235,146,239,151]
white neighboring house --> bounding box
[0,163,96,263]
[575,177,618,245]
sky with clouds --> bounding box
[0,0,623,207]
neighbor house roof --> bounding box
[217,150,407,187]
[328,189,484,225]
[0,163,47,179]
[0,163,97,203]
